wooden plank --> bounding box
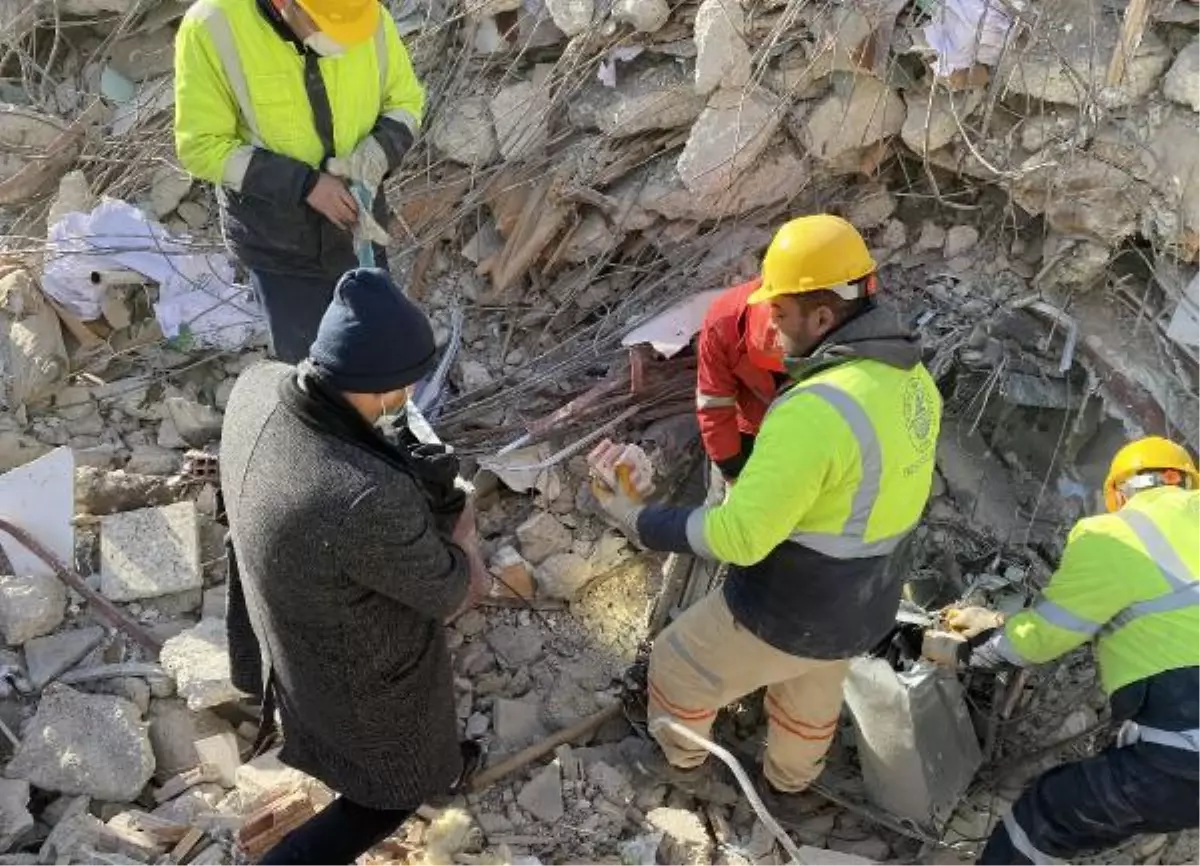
[170,827,206,864]
[1105,0,1152,87]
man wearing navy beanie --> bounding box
[220,269,490,863]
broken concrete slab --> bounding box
[518,762,564,822]
[159,618,243,710]
[534,551,594,600]
[193,732,240,788]
[612,0,669,32]
[24,626,105,690]
[163,397,222,447]
[803,74,906,168]
[491,82,550,160]
[5,685,154,801]
[0,269,68,410]
[676,87,782,197]
[516,511,572,565]
[943,225,979,258]
[1163,35,1200,111]
[0,779,32,852]
[1011,153,1146,247]
[147,698,234,780]
[0,572,65,645]
[431,96,500,167]
[545,0,592,36]
[997,0,1172,108]
[693,0,751,95]
[146,166,192,220]
[900,86,984,156]
[569,61,706,137]
[486,624,545,666]
[843,183,896,231]
[100,502,202,602]
[234,748,332,807]
[493,698,547,749]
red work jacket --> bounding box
[695,278,785,471]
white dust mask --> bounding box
[303,31,346,57]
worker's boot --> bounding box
[753,771,826,828]
[623,739,740,806]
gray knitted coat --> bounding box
[219,362,469,809]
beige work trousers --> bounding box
[647,590,849,793]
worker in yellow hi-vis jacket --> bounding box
[591,215,943,813]
[174,0,424,362]
[949,436,1199,865]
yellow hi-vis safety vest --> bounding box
[1000,486,1200,695]
[175,0,424,188]
[692,353,943,566]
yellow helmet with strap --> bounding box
[1104,436,1199,512]
[748,215,877,305]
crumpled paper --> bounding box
[923,0,1016,76]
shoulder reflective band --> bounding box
[374,21,387,91]
[373,20,420,134]
[779,382,915,559]
[197,3,263,146]
[696,390,737,411]
[1002,812,1061,865]
[1103,508,1199,634]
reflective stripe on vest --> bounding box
[1002,811,1061,865]
[201,3,263,145]
[696,390,737,411]
[200,6,391,147]
[1103,508,1199,635]
[1119,721,1200,752]
[781,382,913,559]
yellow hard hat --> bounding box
[1103,436,1199,512]
[748,215,877,305]
[295,0,380,47]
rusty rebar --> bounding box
[0,518,162,653]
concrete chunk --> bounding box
[517,762,563,822]
[0,573,65,645]
[803,76,905,167]
[677,87,781,198]
[24,626,104,689]
[493,698,546,750]
[431,96,500,167]
[5,685,154,801]
[159,619,244,710]
[490,82,550,160]
[516,511,572,565]
[0,779,33,852]
[693,0,751,95]
[1164,35,1200,112]
[100,502,202,602]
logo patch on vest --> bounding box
[903,378,934,451]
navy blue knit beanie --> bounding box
[308,268,438,393]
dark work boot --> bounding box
[623,739,741,806]
[754,771,826,828]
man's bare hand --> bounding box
[305,173,358,230]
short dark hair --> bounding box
[792,284,870,324]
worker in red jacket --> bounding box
[696,278,788,483]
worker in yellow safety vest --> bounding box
[949,436,1199,864]
[590,215,943,810]
[174,0,424,362]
